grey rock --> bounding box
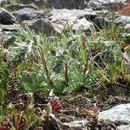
[20,0,89,9]
[117,125,130,130]
[115,15,130,24]
[88,0,127,10]
[6,3,39,11]
[125,24,130,33]
[48,8,96,20]
[0,8,15,24]
[21,8,96,35]
[48,9,96,34]
[99,104,130,123]
[46,0,88,9]
[19,0,48,7]
[22,18,55,35]
[99,104,130,130]
[0,24,18,31]
[12,8,45,21]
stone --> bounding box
[98,104,130,130]
[46,0,88,9]
[88,0,127,10]
[117,125,130,130]
[48,9,96,34]
[22,18,55,35]
[12,8,46,21]
[0,24,18,31]
[5,3,39,11]
[20,0,46,4]
[20,0,89,9]
[124,24,130,34]
[115,15,130,24]
[21,8,96,35]
[99,104,130,123]
[0,8,15,25]
[0,0,9,5]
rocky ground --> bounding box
[1,0,130,130]
[0,0,129,34]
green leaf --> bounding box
[46,102,52,117]
[0,106,4,123]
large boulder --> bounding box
[12,8,46,21]
[48,9,96,34]
[0,8,15,24]
[22,9,96,35]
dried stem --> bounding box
[65,63,68,84]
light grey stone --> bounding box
[99,104,130,123]
[117,125,130,130]
[48,9,96,33]
[88,0,127,10]
[0,24,18,31]
[0,0,9,5]
[115,15,130,24]
[20,0,89,9]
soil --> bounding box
[55,83,130,130]
[116,0,130,16]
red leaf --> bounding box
[50,98,62,112]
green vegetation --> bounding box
[0,17,130,129]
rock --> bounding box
[0,8,15,24]
[98,104,130,130]
[99,104,130,123]
[0,0,9,5]
[46,0,88,9]
[5,3,39,11]
[48,8,96,20]
[22,8,96,35]
[0,24,18,31]
[88,0,127,10]
[12,8,46,21]
[22,18,55,35]
[115,15,130,24]
[48,9,96,34]
[117,125,130,130]
[20,0,88,9]
[125,24,130,33]
[20,0,46,4]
